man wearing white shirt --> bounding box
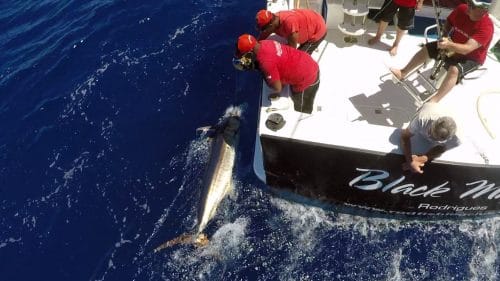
[400,102,460,174]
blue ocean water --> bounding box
[0,0,499,280]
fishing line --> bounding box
[300,89,305,113]
[233,66,241,104]
[430,0,447,80]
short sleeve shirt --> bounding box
[408,103,460,148]
[447,4,494,64]
[394,0,417,8]
[257,40,319,92]
[276,9,327,44]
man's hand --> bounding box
[416,0,423,11]
[437,37,456,57]
[402,155,428,174]
[437,37,451,50]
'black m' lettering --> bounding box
[349,169,388,191]
[460,180,500,199]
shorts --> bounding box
[298,32,327,54]
[291,71,320,114]
[375,0,415,30]
[425,41,481,84]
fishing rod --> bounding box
[430,0,446,80]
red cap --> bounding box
[256,10,273,29]
[236,34,257,57]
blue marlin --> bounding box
[154,106,241,252]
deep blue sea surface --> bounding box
[1,1,499,280]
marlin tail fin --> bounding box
[153,233,209,253]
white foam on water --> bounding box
[266,197,500,280]
[200,217,249,259]
[162,218,250,281]
[0,237,22,249]
[272,197,332,250]
[464,219,499,281]
[387,248,403,281]
[168,12,209,43]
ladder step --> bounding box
[338,22,366,36]
[342,2,369,16]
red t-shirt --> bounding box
[257,40,319,92]
[394,0,416,8]
[276,9,327,44]
[447,4,493,64]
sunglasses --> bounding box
[256,22,273,32]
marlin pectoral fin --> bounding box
[196,126,211,132]
[196,126,216,138]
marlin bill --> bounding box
[154,106,241,252]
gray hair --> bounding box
[430,116,457,141]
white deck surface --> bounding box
[257,8,500,167]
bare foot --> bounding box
[389,45,398,56]
[389,67,404,81]
[368,36,380,45]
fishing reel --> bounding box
[430,37,455,80]
[232,52,257,71]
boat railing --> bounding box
[423,23,438,43]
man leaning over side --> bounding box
[400,102,460,174]
[256,9,327,54]
[233,34,320,114]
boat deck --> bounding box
[257,10,500,169]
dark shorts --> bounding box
[291,71,320,114]
[298,32,327,54]
[375,0,415,30]
[425,41,481,84]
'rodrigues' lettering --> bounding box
[418,203,488,211]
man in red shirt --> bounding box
[256,9,327,54]
[368,0,424,56]
[233,34,320,114]
[390,0,493,102]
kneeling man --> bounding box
[401,102,460,174]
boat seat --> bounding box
[390,24,488,107]
[391,61,487,107]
